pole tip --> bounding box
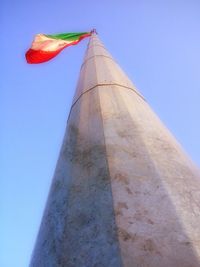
[90,29,98,35]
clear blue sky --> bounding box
[1,1,200,266]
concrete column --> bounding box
[30,33,200,267]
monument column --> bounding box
[30,33,200,267]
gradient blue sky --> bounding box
[1,1,200,266]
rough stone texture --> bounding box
[30,34,200,267]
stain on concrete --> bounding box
[116,202,128,216]
[147,219,154,225]
[114,173,129,185]
[118,228,137,242]
[125,187,133,195]
[117,202,128,210]
[143,239,156,252]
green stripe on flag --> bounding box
[45,32,89,41]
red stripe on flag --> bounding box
[25,48,63,64]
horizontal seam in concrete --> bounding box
[67,83,146,122]
[88,44,106,49]
[81,55,115,69]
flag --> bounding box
[25,32,91,64]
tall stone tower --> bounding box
[30,33,200,267]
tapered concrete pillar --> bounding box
[30,33,200,267]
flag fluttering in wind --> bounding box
[25,32,91,64]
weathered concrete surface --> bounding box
[30,34,200,267]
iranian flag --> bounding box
[26,32,91,64]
